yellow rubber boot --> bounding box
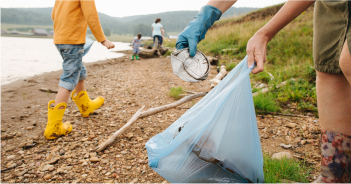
[71,90,105,117]
[44,101,73,139]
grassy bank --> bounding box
[198,6,316,116]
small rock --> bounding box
[7,155,16,160]
[105,180,114,183]
[39,164,54,172]
[43,174,51,180]
[86,178,92,182]
[15,169,28,176]
[82,174,88,178]
[90,157,100,162]
[287,123,297,128]
[0,135,14,140]
[18,151,25,154]
[82,161,88,166]
[137,159,147,164]
[81,138,89,141]
[6,146,16,151]
[121,151,128,155]
[272,152,293,160]
[46,157,60,164]
[26,126,35,130]
[125,133,133,138]
[6,162,16,168]
[280,143,292,149]
[102,159,109,164]
[301,140,307,145]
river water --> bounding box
[1,37,131,85]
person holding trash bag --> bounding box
[176,0,351,183]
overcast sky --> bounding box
[1,0,287,17]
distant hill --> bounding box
[1,7,259,36]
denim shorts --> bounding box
[55,44,87,91]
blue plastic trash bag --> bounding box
[83,37,94,56]
[146,56,264,183]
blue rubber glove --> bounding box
[176,5,222,57]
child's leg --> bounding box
[71,63,104,118]
[54,88,70,109]
[315,41,351,182]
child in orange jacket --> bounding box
[44,0,115,139]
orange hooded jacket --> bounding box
[52,0,106,44]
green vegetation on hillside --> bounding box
[1,7,258,37]
[197,6,317,116]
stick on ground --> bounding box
[95,92,208,152]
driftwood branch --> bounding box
[256,111,313,118]
[95,92,207,152]
[210,65,227,88]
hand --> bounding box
[246,30,270,74]
[101,40,115,49]
[176,5,222,57]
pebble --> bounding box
[43,174,51,180]
[272,152,293,160]
[39,164,54,172]
[287,123,297,128]
[105,180,114,183]
[26,126,35,130]
[102,159,109,164]
[280,143,292,149]
[46,157,60,164]
[90,157,100,162]
[7,155,16,160]
[82,174,88,178]
[72,179,81,184]
[301,140,307,145]
[137,159,147,164]
[121,151,128,155]
[1,134,14,140]
[15,169,28,176]
[6,146,16,151]
[86,178,92,182]
[82,161,88,166]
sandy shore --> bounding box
[1,55,321,182]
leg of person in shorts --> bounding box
[312,1,351,182]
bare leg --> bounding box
[54,87,70,109]
[317,41,351,135]
[75,80,85,95]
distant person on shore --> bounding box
[45,0,115,140]
[152,18,163,47]
[176,0,351,182]
[131,33,142,60]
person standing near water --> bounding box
[44,0,115,139]
[131,33,142,60]
[152,18,164,47]
[177,0,351,182]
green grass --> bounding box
[253,93,281,112]
[169,87,185,100]
[264,155,311,183]
[198,7,317,116]
[225,62,237,71]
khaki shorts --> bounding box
[313,0,351,74]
